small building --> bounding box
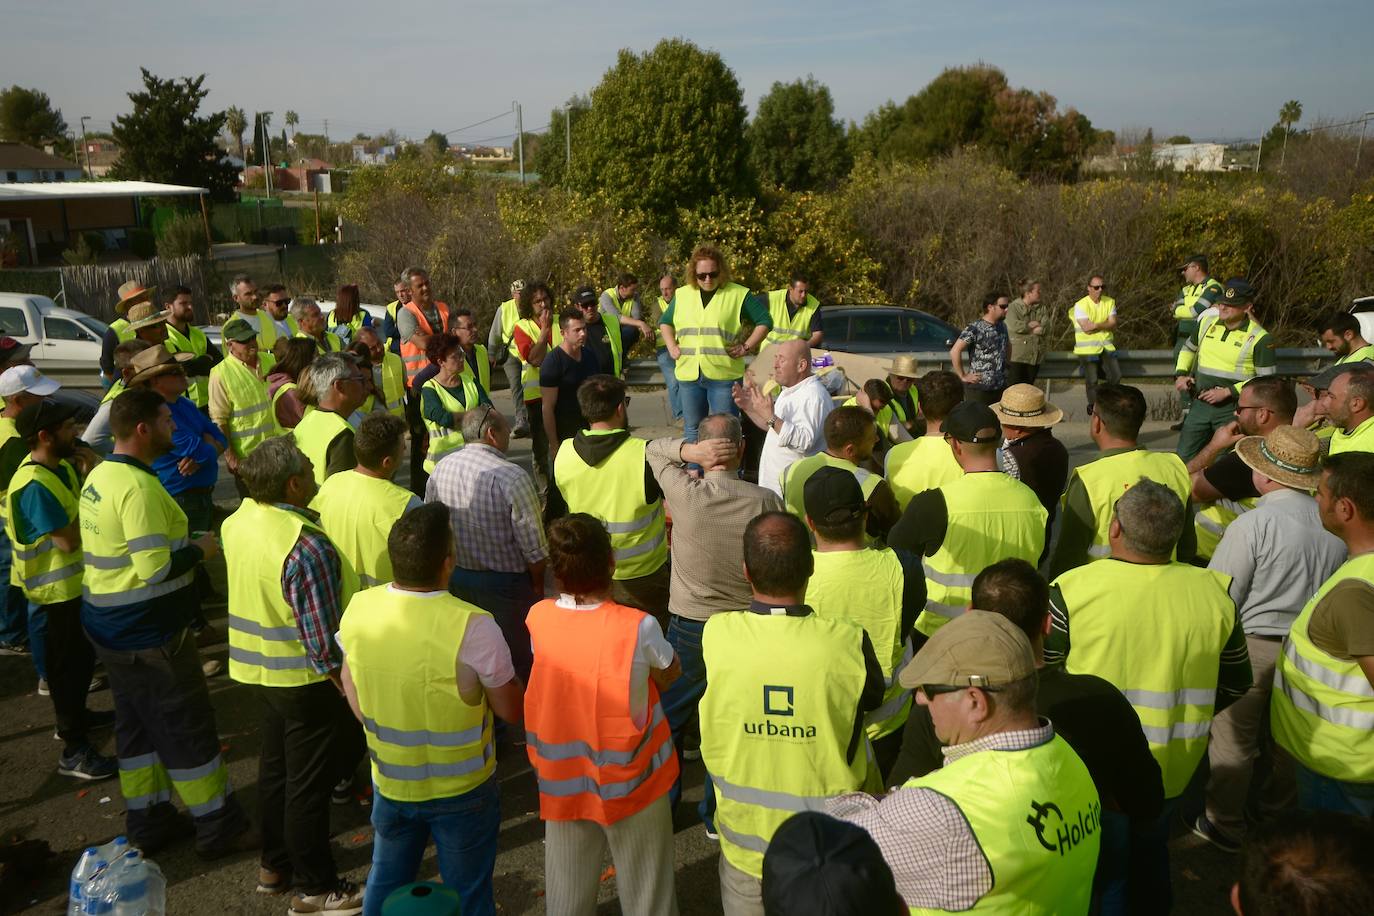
[80,139,122,177]
[0,180,206,266]
[0,142,84,183]
[1151,143,1226,172]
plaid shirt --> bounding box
[277,503,346,675]
[826,719,1056,911]
[425,444,548,573]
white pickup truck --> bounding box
[0,291,111,391]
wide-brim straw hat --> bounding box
[991,383,1063,428]
[125,302,169,332]
[1236,426,1323,491]
[887,355,920,379]
[126,345,194,386]
[115,281,155,317]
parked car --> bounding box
[201,301,387,347]
[0,292,111,389]
[1349,296,1374,345]
[819,305,959,356]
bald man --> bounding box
[734,340,835,496]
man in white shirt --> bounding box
[734,339,834,495]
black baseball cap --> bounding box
[1309,362,1357,392]
[1220,278,1257,306]
[944,400,1002,443]
[573,285,598,306]
[803,466,865,525]
[1179,253,1209,272]
[762,812,904,916]
[16,399,80,439]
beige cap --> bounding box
[992,383,1063,428]
[125,302,169,331]
[898,610,1035,690]
[1235,426,1323,492]
[126,345,194,386]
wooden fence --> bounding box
[54,256,217,324]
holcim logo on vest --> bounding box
[743,685,818,739]
[1027,798,1101,856]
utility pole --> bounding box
[516,101,525,185]
[1254,133,1262,173]
[78,114,91,177]
[260,111,274,197]
[323,118,330,159]
[565,106,571,167]
[1356,111,1374,174]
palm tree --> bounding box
[225,106,247,160]
[285,110,299,144]
[1278,99,1302,170]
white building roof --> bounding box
[0,180,207,201]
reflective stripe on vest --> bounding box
[310,470,414,588]
[1173,278,1223,322]
[1070,295,1116,355]
[291,409,355,485]
[780,452,881,529]
[117,750,230,818]
[1052,558,1235,798]
[765,289,819,344]
[807,548,912,740]
[223,311,278,373]
[524,598,679,824]
[457,344,491,401]
[225,500,357,688]
[164,323,210,408]
[1074,449,1191,561]
[421,376,477,472]
[399,301,451,385]
[554,434,667,579]
[1194,496,1258,560]
[6,459,82,604]
[918,474,1046,637]
[701,611,870,878]
[379,351,406,416]
[499,299,520,357]
[1271,554,1374,782]
[211,356,277,458]
[672,283,747,382]
[337,586,495,802]
[1181,314,1273,382]
[79,460,192,607]
[515,319,563,399]
[884,436,962,512]
[904,735,1101,915]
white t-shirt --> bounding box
[758,373,835,496]
[553,594,674,728]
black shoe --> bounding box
[57,746,117,781]
[1191,814,1241,854]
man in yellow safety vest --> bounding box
[885,369,963,510]
[764,273,823,347]
[209,319,279,489]
[1170,255,1225,429]
[1071,274,1121,415]
[291,352,368,484]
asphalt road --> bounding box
[1,386,1242,915]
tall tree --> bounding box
[425,130,450,158]
[1278,99,1303,169]
[225,105,247,160]
[532,95,590,186]
[109,69,238,200]
[569,39,751,227]
[285,109,299,141]
[0,86,71,157]
[746,77,850,191]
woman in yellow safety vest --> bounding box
[266,337,317,430]
[326,283,373,347]
[420,333,490,472]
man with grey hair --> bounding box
[734,338,833,494]
[291,298,343,355]
[645,415,784,819]
[382,268,414,355]
[224,435,365,910]
[425,404,547,682]
[292,353,367,484]
[1047,478,1251,911]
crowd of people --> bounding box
[1,248,1373,916]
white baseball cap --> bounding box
[0,365,60,398]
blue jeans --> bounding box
[0,527,25,648]
[448,568,538,683]
[659,615,715,829]
[365,776,501,916]
[678,376,739,444]
[1295,760,1374,817]
[655,348,683,421]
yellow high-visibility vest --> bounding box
[6,459,82,604]
[164,322,211,408]
[554,432,667,580]
[291,409,355,485]
[764,289,819,345]
[1070,295,1116,355]
[671,283,748,382]
[1071,449,1191,561]
[210,356,278,458]
[885,436,961,511]
[311,469,415,587]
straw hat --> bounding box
[991,383,1063,428]
[115,280,155,317]
[125,302,169,332]
[887,355,920,379]
[1236,426,1323,491]
[126,345,194,386]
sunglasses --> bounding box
[268,298,291,306]
[696,271,720,281]
[1089,284,1104,291]
[920,681,1001,697]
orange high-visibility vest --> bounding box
[524,598,678,825]
[398,300,451,387]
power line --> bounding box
[441,108,516,138]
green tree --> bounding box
[746,77,850,191]
[0,86,71,157]
[1278,99,1303,169]
[225,106,247,160]
[569,39,751,228]
[425,130,450,158]
[285,109,299,141]
[1165,135,1192,145]
[109,69,238,200]
[250,111,269,164]
[532,95,589,186]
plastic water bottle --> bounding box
[96,837,129,866]
[80,861,113,915]
[144,859,166,916]
[113,851,148,916]
[69,848,102,916]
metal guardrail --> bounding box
[622,348,1334,387]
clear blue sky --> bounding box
[4,0,1371,145]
